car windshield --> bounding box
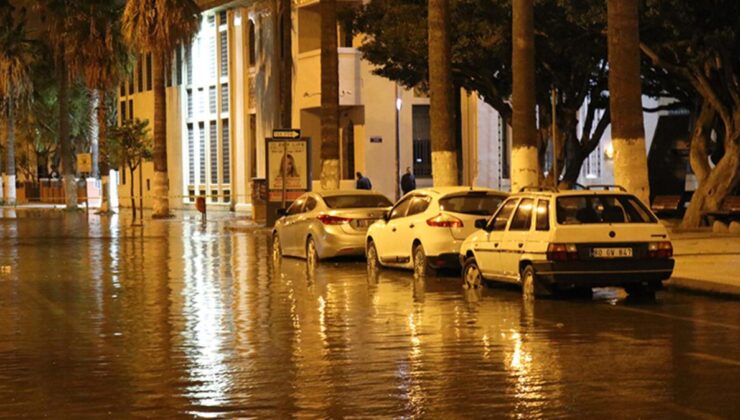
[439,192,505,216]
[556,194,657,224]
[323,194,392,209]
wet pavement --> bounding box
[1,209,739,418]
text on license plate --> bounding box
[592,247,633,258]
[353,219,377,228]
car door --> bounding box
[396,195,432,264]
[281,196,306,256]
[295,195,319,254]
[375,196,413,263]
[500,198,535,280]
[476,198,518,279]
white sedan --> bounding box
[365,187,507,277]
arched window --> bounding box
[248,20,256,67]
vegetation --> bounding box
[107,118,152,222]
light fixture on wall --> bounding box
[234,11,242,26]
[604,142,615,160]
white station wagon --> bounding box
[459,186,675,298]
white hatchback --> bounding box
[366,187,508,277]
[459,186,675,298]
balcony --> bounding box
[296,47,363,110]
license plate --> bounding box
[353,219,377,228]
[592,247,633,258]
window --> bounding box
[509,198,534,231]
[209,86,217,114]
[120,101,126,124]
[389,197,413,220]
[198,88,205,114]
[187,124,195,184]
[286,197,305,215]
[222,119,230,183]
[136,59,143,92]
[412,105,431,177]
[128,100,134,120]
[128,72,134,95]
[185,46,192,86]
[120,82,125,97]
[500,115,510,179]
[221,84,229,113]
[407,196,431,216]
[146,53,152,90]
[536,199,550,231]
[220,30,228,77]
[199,123,206,182]
[304,196,317,212]
[210,121,218,183]
[439,192,505,216]
[187,89,193,118]
[323,194,393,209]
[176,47,183,85]
[491,199,518,231]
[342,121,355,179]
[249,114,257,178]
[556,195,658,224]
[248,20,256,67]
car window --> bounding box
[407,196,431,216]
[509,198,534,231]
[304,196,318,212]
[286,198,305,216]
[389,197,413,220]
[490,199,518,231]
[439,192,505,216]
[323,194,392,209]
[556,194,658,224]
[536,199,550,231]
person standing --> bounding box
[356,172,372,190]
[400,167,416,195]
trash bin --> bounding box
[251,178,267,224]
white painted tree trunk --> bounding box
[152,171,170,217]
[63,174,77,209]
[3,175,15,206]
[89,90,100,179]
[431,151,458,187]
[320,159,339,191]
[612,137,650,205]
[511,146,539,193]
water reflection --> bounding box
[0,211,738,417]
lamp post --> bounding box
[395,84,402,200]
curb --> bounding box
[666,277,740,298]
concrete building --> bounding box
[116,0,673,213]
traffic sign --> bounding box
[77,153,92,173]
[273,128,301,140]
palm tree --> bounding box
[319,0,340,191]
[67,1,130,213]
[511,0,539,193]
[0,5,34,206]
[607,0,650,205]
[122,0,200,218]
[428,0,458,187]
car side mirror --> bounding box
[475,219,488,230]
[276,208,287,217]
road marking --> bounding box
[607,306,740,331]
[687,352,740,368]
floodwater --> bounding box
[0,209,739,418]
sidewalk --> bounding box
[667,228,740,297]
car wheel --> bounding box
[367,240,381,272]
[413,243,434,278]
[624,284,656,300]
[462,257,483,289]
[521,265,550,299]
[306,237,319,269]
[272,233,282,260]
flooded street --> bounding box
[1,210,739,418]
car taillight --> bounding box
[426,213,464,228]
[547,243,578,261]
[317,214,352,225]
[648,241,672,258]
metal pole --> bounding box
[281,139,287,209]
[551,87,558,188]
[395,84,401,200]
[138,163,143,224]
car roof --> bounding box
[411,186,508,198]
[314,189,389,198]
[511,188,635,199]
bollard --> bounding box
[196,196,206,223]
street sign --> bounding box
[273,128,301,140]
[77,153,92,173]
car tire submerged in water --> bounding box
[367,240,381,272]
[521,265,551,299]
[413,243,433,278]
[306,237,319,269]
[272,234,282,260]
[462,257,483,289]
[624,284,657,299]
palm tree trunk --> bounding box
[511,0,539,193]
[90,89,100,179]
[152,52,170,217]
[428,0,458,187]
[607,0,650,205]
[279,0,292,129]
[320,0,339,191]
[58,46,77,210]
[98,89,113,213]
[4,97,17,205]
[130,166,136,222]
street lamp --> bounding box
[395,84,402,200]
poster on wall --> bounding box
[266,137,311,202]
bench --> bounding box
[651,195,682,217]
[701,195,740,226]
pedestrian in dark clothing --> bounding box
[356,172,372,190]
[401,167,416,195]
